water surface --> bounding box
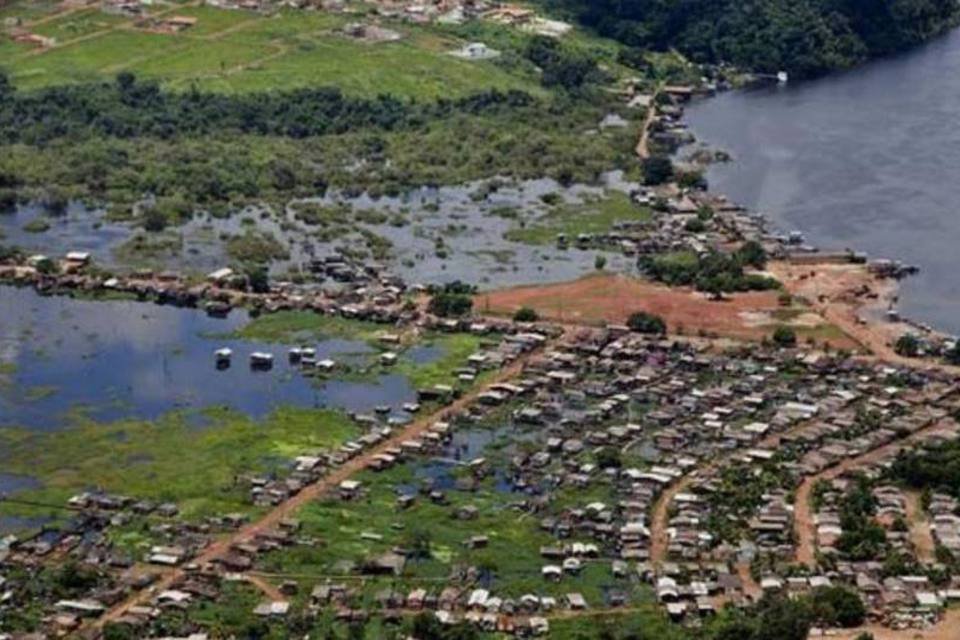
[685,29,960,333]
[0,286,416,428]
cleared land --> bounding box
[0,3,541,97]
[477,271,859,348]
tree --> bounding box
[429,292,473,317]
[405,527,432,560]
[895,333,921,357]
[524,36,598,90]
[115,71,136,93]
[0,188,15,213]
[0,71,11,102]
[103,623,136,640]
[595,446,622,469]
[513,307,539,322]
[143,207,168,232]
[246,266,270,294]
[595,254,607,270]
[42,187,69,216]
[642,155,674,185]
[627,311,667,334]
[809,586,866,628]
[772,325,797,347]
[736,240,768,269]
[753,593,812,640]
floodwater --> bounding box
[684,28,960,334]
[0,172,640,290]
[0,286,418,429]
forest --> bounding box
[0,71,540,144]
[538,0,960,77]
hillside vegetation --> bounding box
[539,0,960,77]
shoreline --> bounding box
[661,85,953,364]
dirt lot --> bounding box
[478,272,859,348]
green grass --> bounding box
[232,310,385,344]
[258,464,652,604]
[0,405,358,522]
[1,3,542,98]
[253,411,654,607]
[395,333,486,389]
[9,29,179,87]
[0,0,61,23]
[212,34,537,98]
[29,8,127,40]
[504,191,650,245]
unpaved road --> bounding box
[794,418,955,567]
[89,344,548,633]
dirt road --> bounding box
[649,414,841,567]
[793,419,956,567]
[635,91,659,160]
[904,490,936,564]
[88,344,547,634]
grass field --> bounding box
[0,406,359,522]
[504,191,651,245]
[0,2,542,97]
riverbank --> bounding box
[663,82,958,365]
[681,31,960,336]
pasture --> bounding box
[0,1,541,97]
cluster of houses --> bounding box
[3,314,960,636]
[0,248,420,325]
[213,330,960,634]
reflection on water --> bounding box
[0,172,641,290]
[685,29,960,333]
[0,286,417,428]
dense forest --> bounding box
[540,0,960,77]
[0,71,539,144]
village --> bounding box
[0,224,959,640]
[2,0,573,53]
[1,2,960,635]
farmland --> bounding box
[0,2,542,97]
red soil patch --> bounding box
[477,273,785,340]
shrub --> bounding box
[627,311,666,334]
[428,284,474,317]
[772,325,797,347]
[641,155,674,185]
[246,266,270,293]
[513,307,539,322]
[143,207,168,232]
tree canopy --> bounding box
[538,0,959,78]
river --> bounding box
[685,28,960,336]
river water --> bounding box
[685,29,960,336]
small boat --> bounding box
[288,348,303,364]
[215,348,232,369]
[250,352,274,370]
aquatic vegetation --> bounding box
[0,406,358,522]
[504,192,650,245]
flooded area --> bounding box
[684,29,960,335]
[0,286,418,429]
[0,172,640,291]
